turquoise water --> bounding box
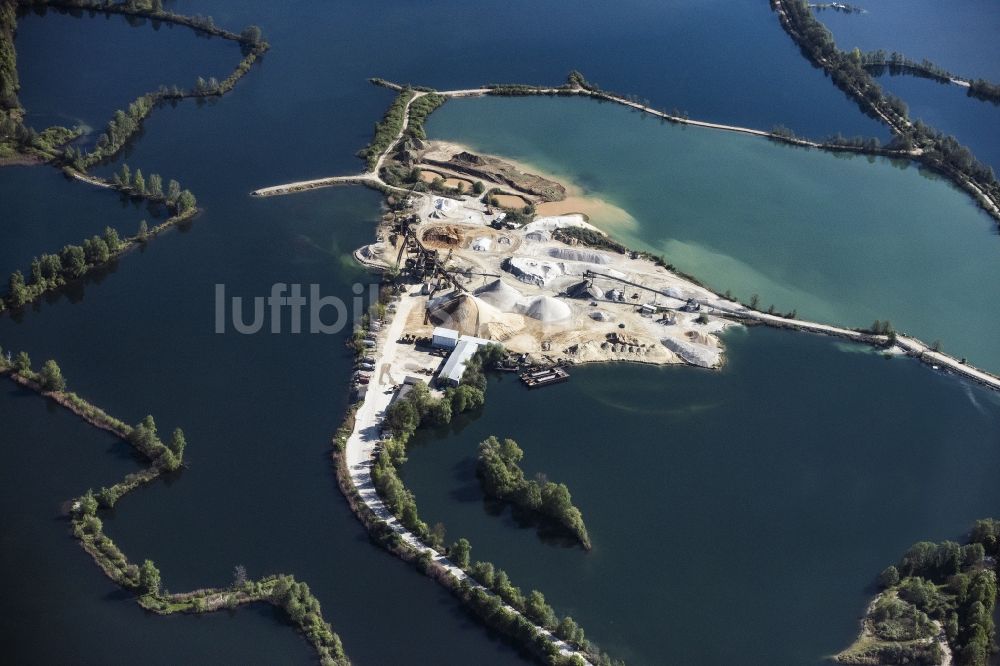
[403,327,1000,665]
[427,95,1000,371]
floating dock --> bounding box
[519,366,570,389]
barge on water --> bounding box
[519,366,570,389]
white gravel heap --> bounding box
[474,279,525,311]
[547,247,611,264]
[662,337,720,368]
[504,257,565,286]
[524,295,572,322]
[523,214,599,234]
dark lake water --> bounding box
[402,327,1000,665]
[0,379,317,665]
[2,1,999,663]
[0,165,161,278]
[15,6,239,132]
[875,73,1000,173]
[820,0,1000,81]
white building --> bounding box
[439,338,487,386]
[432,327,459,349]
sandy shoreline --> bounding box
[432,140,640,235]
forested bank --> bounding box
[773,0,1000,224]
[837,521,999,666]
[335,336,621,666]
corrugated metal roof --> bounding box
[440,339,483,384]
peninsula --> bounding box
[254,73,1000,666]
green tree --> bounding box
[7,270,28,307]
[450,384,485,413]
[137,219,149,241]
[240,25,263,45]
[60,245,86,277]
[451,538,471,569]
[139,559,161,596]
[83,236,110,264]
[385,399,419,439]
[473,180,485,194]
[470,561,495,587]
[39,359,66,391]
[116,163,131,188]
[166,179,181,203]
[147,172,163,198]
[526,590,556,627]
[557,616,581,643]
[102,226,123,252]
[232,564,248,589]
[429,521,447,547]
[78,489,99,516]
[169,427,186,459]
[133,168,145,194]
[176,190,197,213]
[38,254,62,282]
[13,351,31,374]
[426,398,453,426]
[878,565,900,588]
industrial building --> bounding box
[431,327,459,349]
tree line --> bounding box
[365,342,621,664]
[776,0,1000,222]
[969,79,1000,104]
[403,92,447,141]
[476,436,591,550]
[3,347,350,665]
[459,545,623,666]
[2,1,268,167]
[858,49,958,85]
[1,161,196,313]
[70,491,348,664]
[358,87,415,171]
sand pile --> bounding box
[547,247,610,264]
[524,230,550,243]
[422,225,463,247]
[428,293,481,335]
[471,237,492,252]
[429,291,525,338]
[589,310,613,321]
[474,279,525,311]
[524,295,572,322]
